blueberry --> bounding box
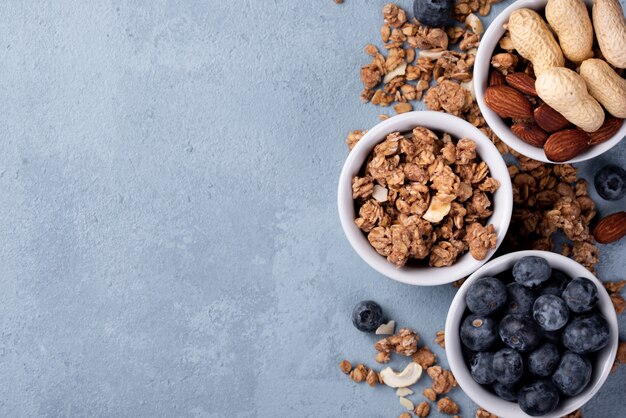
[539,270,571,296]
[351,300,383,332]
[594,164,626,201]
[562,313,610,354]
[466,277,507,315]
[513,256,552,288]
[499,314,542,352]
[517,380,560,417]
[533,295,570,331]
[562,277,598,313]
[460,314,498,351]
[493,381,520,401]
[528,343,561,377]
[552,351,592,396]
[413,0,452,27]
[493,348,524,384]
[470,351,496,385]
[506,283,536,315]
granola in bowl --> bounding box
[353,126,499,268]
[338,111,512,285]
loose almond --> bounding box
[589,116,624,145]
[511,122,548,147]
[505,72,538,96]
[534,103,571,132]
[593,212,626,244]
[544,129,590,162]
[484,85,533,119]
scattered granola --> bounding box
[435,330,446,348]
[412,346,437,369]
[399,413,412,418]
[437,397,460,415]
[605,280,626,315]
[612,340,626,373]
[366,368,378,387]
[340,359,352,374]
[353,128,499,268]
[475,408,498,418]
[426,366,457,394]
[423,387,437,402]
[350,363,368,383]
[375,328,420,357]
[415,401,431,417]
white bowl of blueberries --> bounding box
[445,250,618,417]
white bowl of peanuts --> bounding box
[337,111,512,286]
[474,0,626,164]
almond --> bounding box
[489,71,506,86]
[593,212,626,244]
[511,122,548,147]
[589,117,624,145]
[544,129,590,162]
[534,103,571,132]
[505,72,538,96]
[484,85,533,119]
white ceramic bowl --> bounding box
[445,250,619,418]
[474,0,626,164]
[337,111,512,286]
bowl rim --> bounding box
[445,250,619,418]
[474,0,626,164]
[337,111,513,286]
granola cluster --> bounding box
[359,3,487,116]
[500,162,600,272]
[353,127,499,268]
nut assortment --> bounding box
[339,2,626,417]
[353,127,500,268]
[485,0,626,161]
[342,300,464,417]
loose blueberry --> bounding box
[506,283,536,315]
[562,277,598,313]
[493,381,519,401]
[533,295,570,331]
[466,277,507,315]
[493,348,524,384]
[499,314,542,352]
[351,300,383,332]
[513,256,552,288]
[413,0,452,27]
[528,343,561,377]
[460,314,498,351]
[552,351,592,396]
[539,270,571,296]
[562,313,610,354]
[594,164,626,201]
[470,351,496,385]
[517,380,560,417]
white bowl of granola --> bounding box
[474,0,626,164]
[445,250,618,418]
[337,111,512,286]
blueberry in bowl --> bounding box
[446,251,618,418]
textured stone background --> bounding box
[0,1,624,417]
